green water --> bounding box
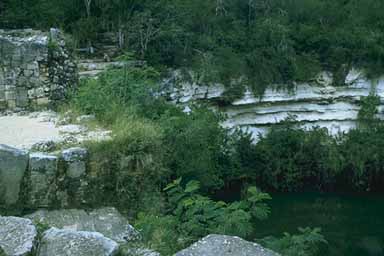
[254,193,384,256]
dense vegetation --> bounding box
[2,0,384,95]
[3,0,384,254]
[61,63,381,254]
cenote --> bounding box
[253,193,384,256]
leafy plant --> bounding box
[260,227,328,256]
[164,178,271,239]
[358,93,381,126]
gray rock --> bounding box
[62,147,87,178]
[26,207,138,243]
[30,140,57,152]
[175,234,280,256]
[0,144,28,205]
[121,247,160,256]
[28,153,58,207]
[62,147,87,162]
[59,125,87,135]
[164,69,384,142]
[0,216,37,256]
[0,29,77,111]
[37,228,119,256]
[76,115,96,123]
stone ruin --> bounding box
[0,28,77,111]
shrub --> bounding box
[160,108,229,190]
[260,227,328,256]
[86,117,168,214]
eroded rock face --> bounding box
[175,234,279,256]
[0,144,28,206]
[26,207,139,243]
[0,29,77,111]
[37,228,119,256]
[121,248,160,256]
[165,70,384,141]
[60,147,89,206]
[28,153,58,208]
[62,147,88,178]
[0,216,37,256]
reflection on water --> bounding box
[253,193,384,256]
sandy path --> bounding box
[0,115,61,149]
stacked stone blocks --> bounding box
[0,29,77,111]
[0,145,89,210]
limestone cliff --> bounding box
[165,70,384,141]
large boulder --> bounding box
[37,228,118,256]
[26,207,138,243]
[0,216,37,256]
[0,144,29,205]
[28,153,58,208]
[175,234,280,256]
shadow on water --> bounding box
[253,193,384,256]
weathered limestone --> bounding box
[62,147,88,178]
[28,153,58,208]
[60,147,89,206]
[121,248,160,256]
[0,29,77,111]
[0,144,28,206]
[0,140,92,210]
[0,216,37,256]
[37,228,119,256]
[175,234,279,256]
[165,70,384,141]
[26,207,139,243]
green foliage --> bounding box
[261,227,328,256]
[3,0,384,98]
[136,178,271,255]
[358,93,381,126]
[228,121,384,193]
[160,108,228,190]
[233,125,342,192]
[70,65,162,124]
[134,213,182,255]
[86,116,167,214]
[164,178,271,239]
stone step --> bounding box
[78,61,126,71]
[79,70,104,78]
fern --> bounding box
[260,227,328,256]
[163,178,272,240]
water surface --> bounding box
[254,193,384,255]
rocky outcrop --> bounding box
[0,29,77,111]
[175,234,279,256]
[0,145,28,206]
[37,228,119,256]
[0,216,37,256]
[121,248,160,256]
[0,144,91,210]
[28,153,58,208]
[26,208,139,243]
[0,208,156,256]
[165,70,384,141]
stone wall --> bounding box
[0,145,89,210]
[0,29,77,111]
[165,70,384,141]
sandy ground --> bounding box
[0,114,61,149]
